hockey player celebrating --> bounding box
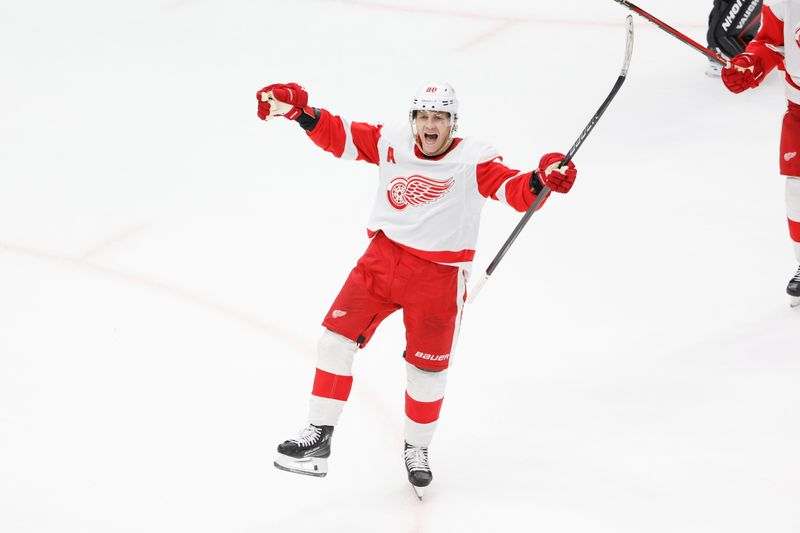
[721,0,800,307]
[256,81,578,497]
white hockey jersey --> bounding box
[304,109,545,270]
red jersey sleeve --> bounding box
[306,108,382,165]
[746,5,785,74]
[476,157,546,212]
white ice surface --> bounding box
[1,1,798,532]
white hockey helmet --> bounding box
[409,82,459,138]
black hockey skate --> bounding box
[274,424,334,477]
[788,265,800,308]
[403,442,432,500]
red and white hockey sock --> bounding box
[787,177,800,262]
[308,329,357,426]
[404,363,448,447]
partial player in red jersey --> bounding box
[721,0,800,307]
[257,81,578,496]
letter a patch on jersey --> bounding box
[386,147,396,164]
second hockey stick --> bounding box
[468,15,634,303]
[612,0,728,65]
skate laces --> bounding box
[793,266,800,282]
[292,425,322,447]
[404,445,430,472]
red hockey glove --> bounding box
[535,152,577,194]
[721,53,765,94]
[256,83,313,121]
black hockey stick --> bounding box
[468,15,634,303]
[612,0,728,65]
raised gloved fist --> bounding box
[535,152,577,194]
[256,83,311,121]
[721,53,765,94]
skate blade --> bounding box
[273,453,328,477]
[705,62,722,77]
[411,485,424,500]
[791,296,800,309]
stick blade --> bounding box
[622,15,634,76]
[467,273,489,304]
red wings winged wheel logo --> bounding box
[386,175,455,210]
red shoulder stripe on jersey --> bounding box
[311,368,353,401]
[476,158,536,212]
[366,230,475,263]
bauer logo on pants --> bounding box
[387,175,454,210]
[414,351,450,362]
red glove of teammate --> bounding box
[721,53,765,94]
[256,83,312,121]
[535,152,577,194]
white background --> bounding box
[1,1,798,532]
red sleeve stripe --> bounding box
[495,172,528,204]
[311,368,353,401]
[306,109,381,165]
[789,217,800,242]
[405,392,444,424]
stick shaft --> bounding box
[612,0,728,65]
[485,68,626,279]
[468,17,634,303]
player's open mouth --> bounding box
[423,132,438,144]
